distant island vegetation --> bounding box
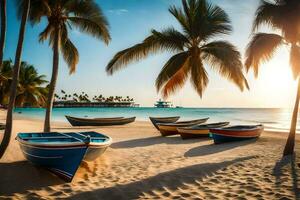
[0,60,137,108]
[54,90,137,108]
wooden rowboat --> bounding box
[149,116,180,130]
[157,118,209,136]
[177,122,230,139]
[16,131,112,182]
[66,115,136,126]
[210,125,264,144]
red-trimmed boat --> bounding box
[177,122,229,139]
[157,118,209,136]
[210,125,263,144]
[16,131,112,182]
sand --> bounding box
[0,110,300,199]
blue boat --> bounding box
[16,131,112,182]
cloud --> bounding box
[108,9,129,15]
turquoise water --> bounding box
[14,107,298,132]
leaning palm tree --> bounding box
[0,0,6,70]
[106,0,248,99]
[0,0,30,158]
[245,0,300,156]
[28,0,110,132]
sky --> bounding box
[4,0,298,108]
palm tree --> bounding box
[0,60,12,105]
[0,0,6,70]
[16,62,48,107]
[28,0,111,132]
[245,0,300,156]
[106,0,248,99]
[0,0,30,158]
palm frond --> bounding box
[169,5,190,36]
[65,0,110,43]
[202,41,249,91]
[189,55,208,97]
[252,0,281,31]
[161,63,190,99]
[68,16,110,44]
[245,33,283,76]
[60,38,79,74]
[39,23,54,43]
[151,28,189,50]
[290,44,300,79]
[195,2,232,40]
[106,28,187,75]
[155,51,190,91]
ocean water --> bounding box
[13,107,299,133]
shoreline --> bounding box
[1,110,300,199]
[12,111,296,135]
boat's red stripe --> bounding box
[210,129,262,137]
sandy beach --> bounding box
[0,109,300,199]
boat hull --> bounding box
[211,133,260,144]
[177,122,230,139]
[17,131,112,181]
[210,125,263,144]
[178,129,209,139]
[19,143,88,181]
[149,116,180,130]
[84,145,109,162]
[66,116,136,126]
[157,118,209,136]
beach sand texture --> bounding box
[0,110,300,199]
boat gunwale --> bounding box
[178,122,230,131]
[16,132,112,148]
[149,116,180,120]
[66,115,135,123]
[66,115,124,120]
[210,125,264,132]
[156,118,209,127]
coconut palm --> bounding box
[0,0,30,158]
[16,62,48,107]
[27,0,111,132]
[245,0,300,156]
[0,60,12,105]
[106,0,248,99]
[0,0,6,70]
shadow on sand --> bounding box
[273,155,300,199]
[111,136,211,149]
[66,155,256,199]
[184,139,258,157]
[0,161,63,196]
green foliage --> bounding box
[106,0,248,98]
[21,0,111,74]
[0,60,48,107]
[54,91,134,103]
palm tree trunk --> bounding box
[43,27,59,132]
[0,0,30,159]
[0,0,6,70]
[283,78,300,156]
